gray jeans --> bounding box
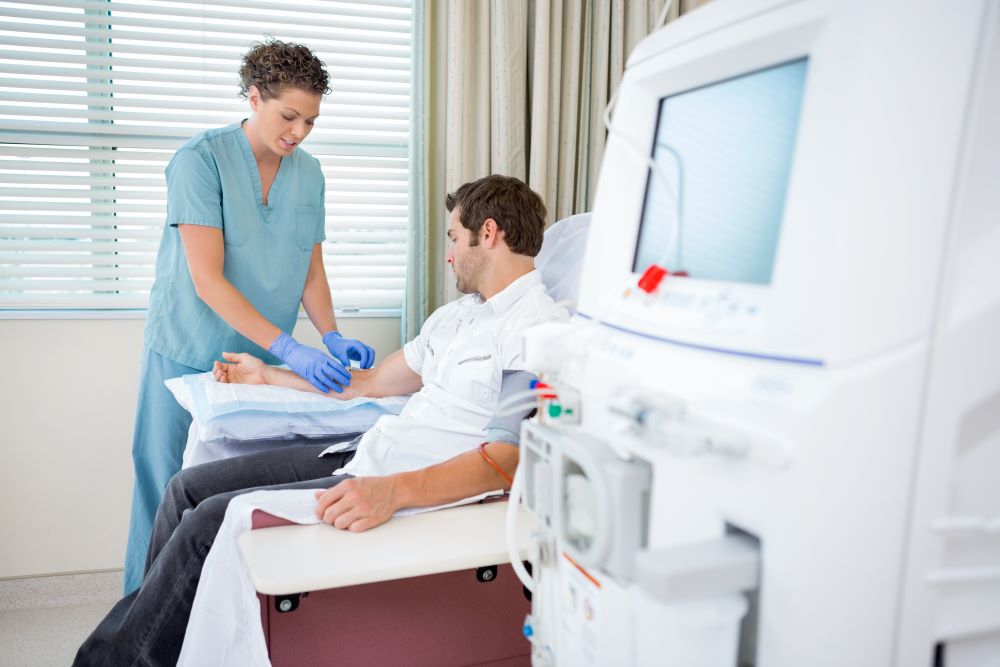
[74,440,358,667]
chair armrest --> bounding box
[239,501,537,595]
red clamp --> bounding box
[637,264,668,293]
[532,381,558,400]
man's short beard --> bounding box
[453,248,485,295]
[455,277,476,294]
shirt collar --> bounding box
[480,269,542,315]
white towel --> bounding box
[177,489,320,667]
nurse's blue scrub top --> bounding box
[144,122,326,371]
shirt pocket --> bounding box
[420,327,450,376]
[295,205,321,251]
[446,346,501,407]
[222,219,247,247]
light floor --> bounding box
[0,570,120,667]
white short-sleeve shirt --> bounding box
[325,270,567,477]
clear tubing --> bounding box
[506,456,535,593]
[491,401,545,419]
[602,0,684,272]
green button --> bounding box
[548,403,563,418]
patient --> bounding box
[74,174,568,666]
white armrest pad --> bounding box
[238,502,537,595]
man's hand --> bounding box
[213,351,268,385]
[314,477,401,532]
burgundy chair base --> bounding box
[251,512,532,666]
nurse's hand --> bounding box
[269,332,351,393]
[322,331,375,369]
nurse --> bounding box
[123,39,375,594]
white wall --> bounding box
[0,315,401,579]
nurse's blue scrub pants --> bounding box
[123,347,200,595]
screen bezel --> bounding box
[631,56,810,285]
[576,7,826,350]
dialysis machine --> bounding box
[515,0,1000,665]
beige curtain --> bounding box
[405,0,708,335]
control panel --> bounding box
[616,278,767,334]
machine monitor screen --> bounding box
[632,58,809,284]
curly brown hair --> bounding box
[238,39,330,100]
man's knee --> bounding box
[163,467,201,515]
[163,457,237,510]
[155,492,231,565]
[181,491,236,536]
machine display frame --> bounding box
[631,56,810,286]
[577,4,830,363]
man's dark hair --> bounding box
[445,175,546,257]
[239,38,331,100]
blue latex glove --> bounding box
[322,331,375,369]
[268,332,351,393]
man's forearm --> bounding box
[314,442,520,531]
[394,442,519,509]
[349,348,423,398]
[260,347,420,400]
[263,364,369,399]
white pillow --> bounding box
[536,212,592,307]
[166,371,406,423]
[165,372,409,467]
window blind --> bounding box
[0,0,411,310]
